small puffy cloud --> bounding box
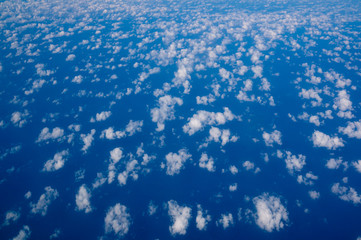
[100,127,125,140]
[125,120,143,136]
[262,130,282,147]
[297,172,318,186]
[252,65,263,78]
[229,165,238,175]
[36,127,64,143]
[326,158,344,169]
[151,95,183,131]
[252,193,289,232]
[72,75,83,84]
[75,184,92,213]
[236,90,255,102]
[183,107,235,135]
[229,183,238,192]
[219,68,231,79]
[108,148,124,184]
[81,129,96,153]
[165,149,191,176]
[309,191,320,200]
[312,130,344,150]
[11,111,29,128]
[352,160,361,173]
[196,95,215,105]
[12,225,31,240]
[30,186,59,216]
[217,213,234,229]
[66,54,75,61]
[104,203,131,237]
[299,88,322,106]
[24,191,31,199]
[117,159,139,186]
[339,120,361,139]
[3,210,20,226]
[284,151,306,173]
[331,183,361,205]
[243,161,255,171]
[196,205,211,231]
[333,90,353,118]
[199,153,215,172]
[49,229,61,239]
[148,202,157,216]
[90,111,111,122]
[43,150,69,172]
[208,127,236,146]
[110,147,123,163]
[309,115,321,126]
[167,200,191,236]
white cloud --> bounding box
[219,68,231,79]
[81,129,96,153]
[252,193,289,232]
[196,205,211,231]
[311,130,344,150]
[43,150,69,172]
[148,202,157,216]
[199,153,215,172]
[104,203,131,237]
[172,60,192,94]
[299,88,322,106]
[229,165,238,175]
[90,111,111,122]
[229,183,238,192]
[252,65,263,78]
[100,127,125,140]
[284,151,306,173]
[12,225,31,240]
[92,173,107,189]
[66,54,76,61]
[117,159,139,186]
[236,90,255,102]
[30,186,59,216]
[36,127,64,143]
[333,90,353,119]
[72,75,83,84]
[262,130,282,147]
[207,127,235,146]
[107,147,123,183]
[183,107,235,135]
[297,172,318,186]
[331,183,361,205]
[3,210,20,226]
[49,229,61,239]
[217,213,234,229]
[339,120,361,139]
[125,120,143,136]
[309,191,320,200]
[11,111,29,128]
[196,95,215,105]
[110,147,123,163]
[151,95,183,131]
[309,115,321,126]
[352,160,361,173]
[165,149,191,176]
[326,158,344,169]
[208,126,221,142]
[167,200,191,236]
[75,184,92,213]
[243,161,255,171]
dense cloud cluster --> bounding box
[0,0,360,238]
